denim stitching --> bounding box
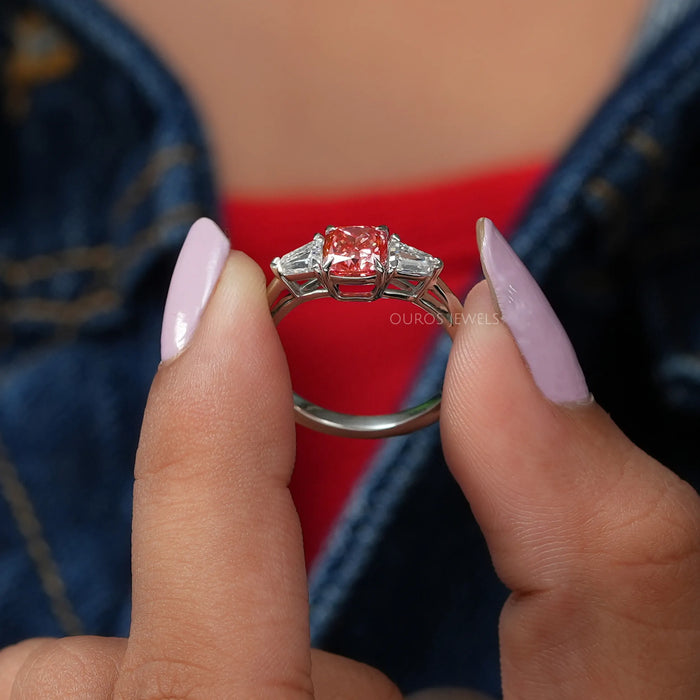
[0,202,201,326]
[521,124,663,273]
[624,127,666,165]
[512,9,700,278]
[0,203,200,290]
[0,436,84,635]
[584,177,627,216]
[111,143,198,223]
[580,127,667,224]
[111,202,202,272]
[0,245,115,287]
[0,288,120,324]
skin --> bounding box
[0,253,697,698]
[106,0,648,195]
[2,2,698,696]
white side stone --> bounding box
[395,242,439,276]
[278,235,323,276]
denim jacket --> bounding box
[1,1,699,696]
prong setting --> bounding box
[270,226,445,308]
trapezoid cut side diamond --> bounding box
[277,237,322,276]
[395,242,439,276]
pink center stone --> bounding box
[322,226,389,277]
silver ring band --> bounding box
[267,226,463,438]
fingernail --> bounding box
[476,217,590,404]
[161,217,230,361]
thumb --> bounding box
[118,218,311,697]
[441,219,700,698]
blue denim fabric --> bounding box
[0,0,216,641]
[630,0,700,63]
[1,0,699,697]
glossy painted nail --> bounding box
[476,217,590,404]
[161,217,230,361]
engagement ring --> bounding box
[267,226,462,438]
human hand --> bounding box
[0,220,400,699]
[439,219,700,698]
[0,217,697,699]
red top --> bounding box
[223,161,549,567]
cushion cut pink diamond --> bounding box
[322,226,389,277]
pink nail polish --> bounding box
[477,218,590,404]
[160,217,230,361]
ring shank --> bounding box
[267,276,462,438]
